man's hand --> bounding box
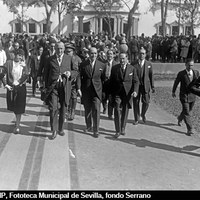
[77,89,82,97]
[172,92,176,98]
[131,91,137,98]
[5,84,12,91]
[64,71,71,78]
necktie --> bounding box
[58,57,62,66]
[188,71,193,82]
[122,66,125,74]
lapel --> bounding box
[60,54,66,69]
[119,65,124,80]
[85,59,92,77]
[143,60,147,78]
[124,64,130,79]
[52,54,59,66]
[92,60,96,76]
[184,70,191,84]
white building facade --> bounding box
[0,0,200,37]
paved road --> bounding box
[0,83,200,190]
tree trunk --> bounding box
[46,13,51,33]
[161,0,169,36]
[57,3,61,35]
[58,12,61,35]
[108,17,112,38]
[126,0,139,40]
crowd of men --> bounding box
[0,31,199,139]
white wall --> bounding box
[0,1,72,36]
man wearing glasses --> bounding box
[132,47,155,125]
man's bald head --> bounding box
[56,42,65,57]
[89,47,98,62]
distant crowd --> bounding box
[1,31,200,65]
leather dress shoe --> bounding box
[114,132,120,138]
[142,116,146,124]
[84,127,92,133]
[58,130,65,136]
[93,132,99,138]
[14,127,20,134]
[177,116,182,126]
[121,131,125,136]
[186,129,196,136]
[133,121,139,125]
[108,115,113,120]
[50,130,57,140]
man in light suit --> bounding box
[172,58,199,136]
[132,47,155,125]
[110,52,139,138]
[45,42,78,140]
[102,49,118,119]
[78,47,105,138]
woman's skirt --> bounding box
[7,84,26,114]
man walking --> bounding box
[132,47,155,125]
[45,42,78,140]
[78,47,105,138]
[172,58,199,136]
[102,49,118,119]
[110,52,139,138]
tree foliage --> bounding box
[176,0,200,34]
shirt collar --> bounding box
[57,53,64,60]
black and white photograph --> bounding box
[0,0,200,195]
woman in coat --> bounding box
[1,49,29,134]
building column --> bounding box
[11,24,14,33]
[95,16,99,34]
[71,15,75,33]
[99,17,103,33]
[120,16,124,34]
[78,16,84,33]
[135,18,139,36]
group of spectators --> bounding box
[2,31,200,66]
[0,30,200,138]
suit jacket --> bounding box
[132,60,154,93]
[188,76,200,96]
[45,54,78,106]
[109,63,139,108]
[78,59,105,103]
[103,60,118,94]
[172,69,199,102]
[30,55,41,78]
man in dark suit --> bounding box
[172,58,199,136]
[37,41,56,89]
[110,52,139,138]
[45,42,78,140]
[132,47,155,125]
[102,49,118,119]
[78,47,105,138]
[30,46,43,97]
[65,43,82,121]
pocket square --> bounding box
[148,66,151,69]
[99,68,102,71]
[129,73,133,76]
